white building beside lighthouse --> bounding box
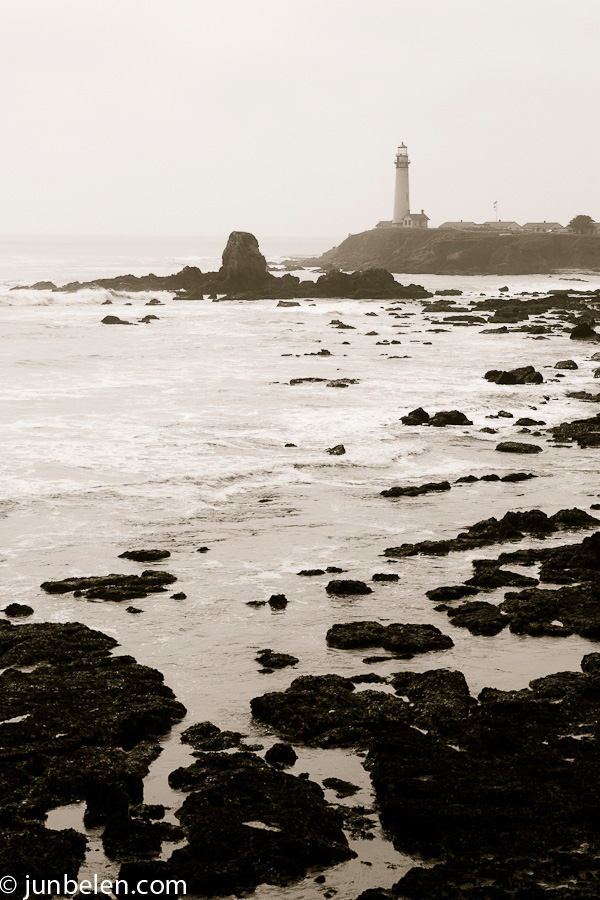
[377,142,429,229]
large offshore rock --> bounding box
[218,231,271,289]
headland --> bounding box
[309,228,600,275]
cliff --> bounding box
[312,229,600,275]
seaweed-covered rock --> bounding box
[118,549,171,562]
[549,413,600,447]
[554,359,578,369]
[264,742,297,768]
[256,649,299,670]
[380,481,451,498]
[181,722,245,752]
[326,580,372,596]
[484,365,543,384]
[40,570,177,602]
[3,603,33,618]
[384,508,597,559]
[429,410,473,427]
[251,674,409,747]
[0,621,185,893]
[570,321,600,341]
[400,407,430,425]
[159,751,354,895]
[368,654,600,899]
[447,600,509,636]
[495,441,542,453]
[101,315,132,325]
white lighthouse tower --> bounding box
[392,143,410,225]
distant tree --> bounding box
[568,214,596,234]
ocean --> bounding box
[2,235,600,897]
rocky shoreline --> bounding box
[5,235,600,899]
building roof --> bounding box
[482,221,521,228]
[439,221,477,228]
[523,222,564,229]
[405,212,429,222]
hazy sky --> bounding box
[1,0,598,239]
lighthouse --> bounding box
[392,143,410,224]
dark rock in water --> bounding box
[465,564,538,590]
[570,321,600,340]
[256,649,299,670]
[447,600,509,635]
[3,603,33,617]
[196,546,210,552]
[40,570,177,602]
[401,408,472,427]
[326,566,345,573]
[501,471,537,482]
[372,573,399,582]
[515,417,545,426]
[1,826,86,896]
[327,378,358,387]
[550,413,600,447]
[495,440,542,453]
[252,667,474,749]
[265,742,298,768]
[329,319,355,329]
[0,621,185,891]
[322,777,360,797]
[326,622,453,657]
[126,606,143,614]
[219,231,271,289]
[484,365,543,384]
[326,444,346,455]
[369,653,600,898]
[479,426,497,433]
[102,813,169,861]
[381,481,451,498]
[101,315,132,325]
[555,359,578,369]
[171,592,186,599]
[102,298,113,304]
[349,672,388,684]
[326,580,372,596]
[298,569,325,576]
[400,406,430,425]
[290,376,327,385]
[156,751,354,895]
[181,721,244,752]
[385,507,597,559]
[268,594,289,610]
[425,585,479,603]
[455,474,479,483]
[146,298,162,305]
[325,621,385,649]
[566,389,600,402]
[251,673,409,746]
[277,300,301,307]
[379,624,453,656]
[315,268,431,300]
[139,314,159,323]
[118,549,171,562]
